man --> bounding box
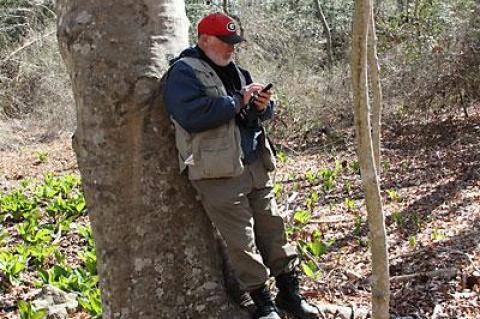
[163,12,319,319]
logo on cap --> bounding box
[227,22,236,32]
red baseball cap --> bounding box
[197,13,245,44]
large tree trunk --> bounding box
[56,1,248,318]
[351,1,390,319]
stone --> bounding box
[31,285,79,319]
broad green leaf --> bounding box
[308,240,326,257]
[293,210,311,224]
[75,201,86,213]
[31,309,47,319]
[301,262,315,278]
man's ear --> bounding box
[198,34,209,47]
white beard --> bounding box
[208,51,234,66]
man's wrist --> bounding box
[233,92,245,114]
[256,105,267,114]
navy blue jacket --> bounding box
[164,46,274,164]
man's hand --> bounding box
[253,88,273,112]
[242,83,273,112]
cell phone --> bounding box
[260,83,273,93]
[246,83,273,109]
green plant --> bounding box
[344,198,356,211]
[354,215,363,237]
[305,191,318,211]
[334,160,344,174]
[17,300,47,319]
[273,183,283,200]
[387,189,401,202]
[410,212,422,229]
[0,228,8,246]
[391,211,405,227]
[15,243,57,266]
[382,160,391,171]
[319,168,336,192]
[35,151,48,163]
[293,210,311,225]
[16,214,53,245]
[37,262,102,318]
[408,235,417,248]
[305,169,317,184]
[0,251,26,284]
[80,247,97,275]
[54,250,66,265]
[35,173,82,202]
[349,160,361,174]
[78,288,102,318]
[38,264,99,293]
[0,190,37,221]
[297,231,333,279]
[300,261,321,280]
[305,238,334,258]
[342,181,352,193]
[431,229,446,241]
[78,225,95,248]
[276,151,288,164]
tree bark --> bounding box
[367,5,383,171]
[223,0,229,14]
[313,0,334,68]
[56,1,249,318]
[351,1,390,319]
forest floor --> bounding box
[1,107,479,319]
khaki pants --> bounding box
[192,158,298,291]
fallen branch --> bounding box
[361,268,458,285]
[310,215,354,224]
[390,268,457,283]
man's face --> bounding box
[202,35,235,67]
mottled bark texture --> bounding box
[56,1,249,318]
[351,1,390,319]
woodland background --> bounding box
[1,0,479,318]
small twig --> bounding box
[312,304,328,319]
[302,249,323,274]
[324,268,336,282]
[0,29,56,65]
[448,249,480,273]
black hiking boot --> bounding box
[237,291,256,315]
[275,271,320,319]
[249,286,282,319]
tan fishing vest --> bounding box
[170,57,276,180]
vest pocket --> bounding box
[259,129,277,172]
[199,137,236,177]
